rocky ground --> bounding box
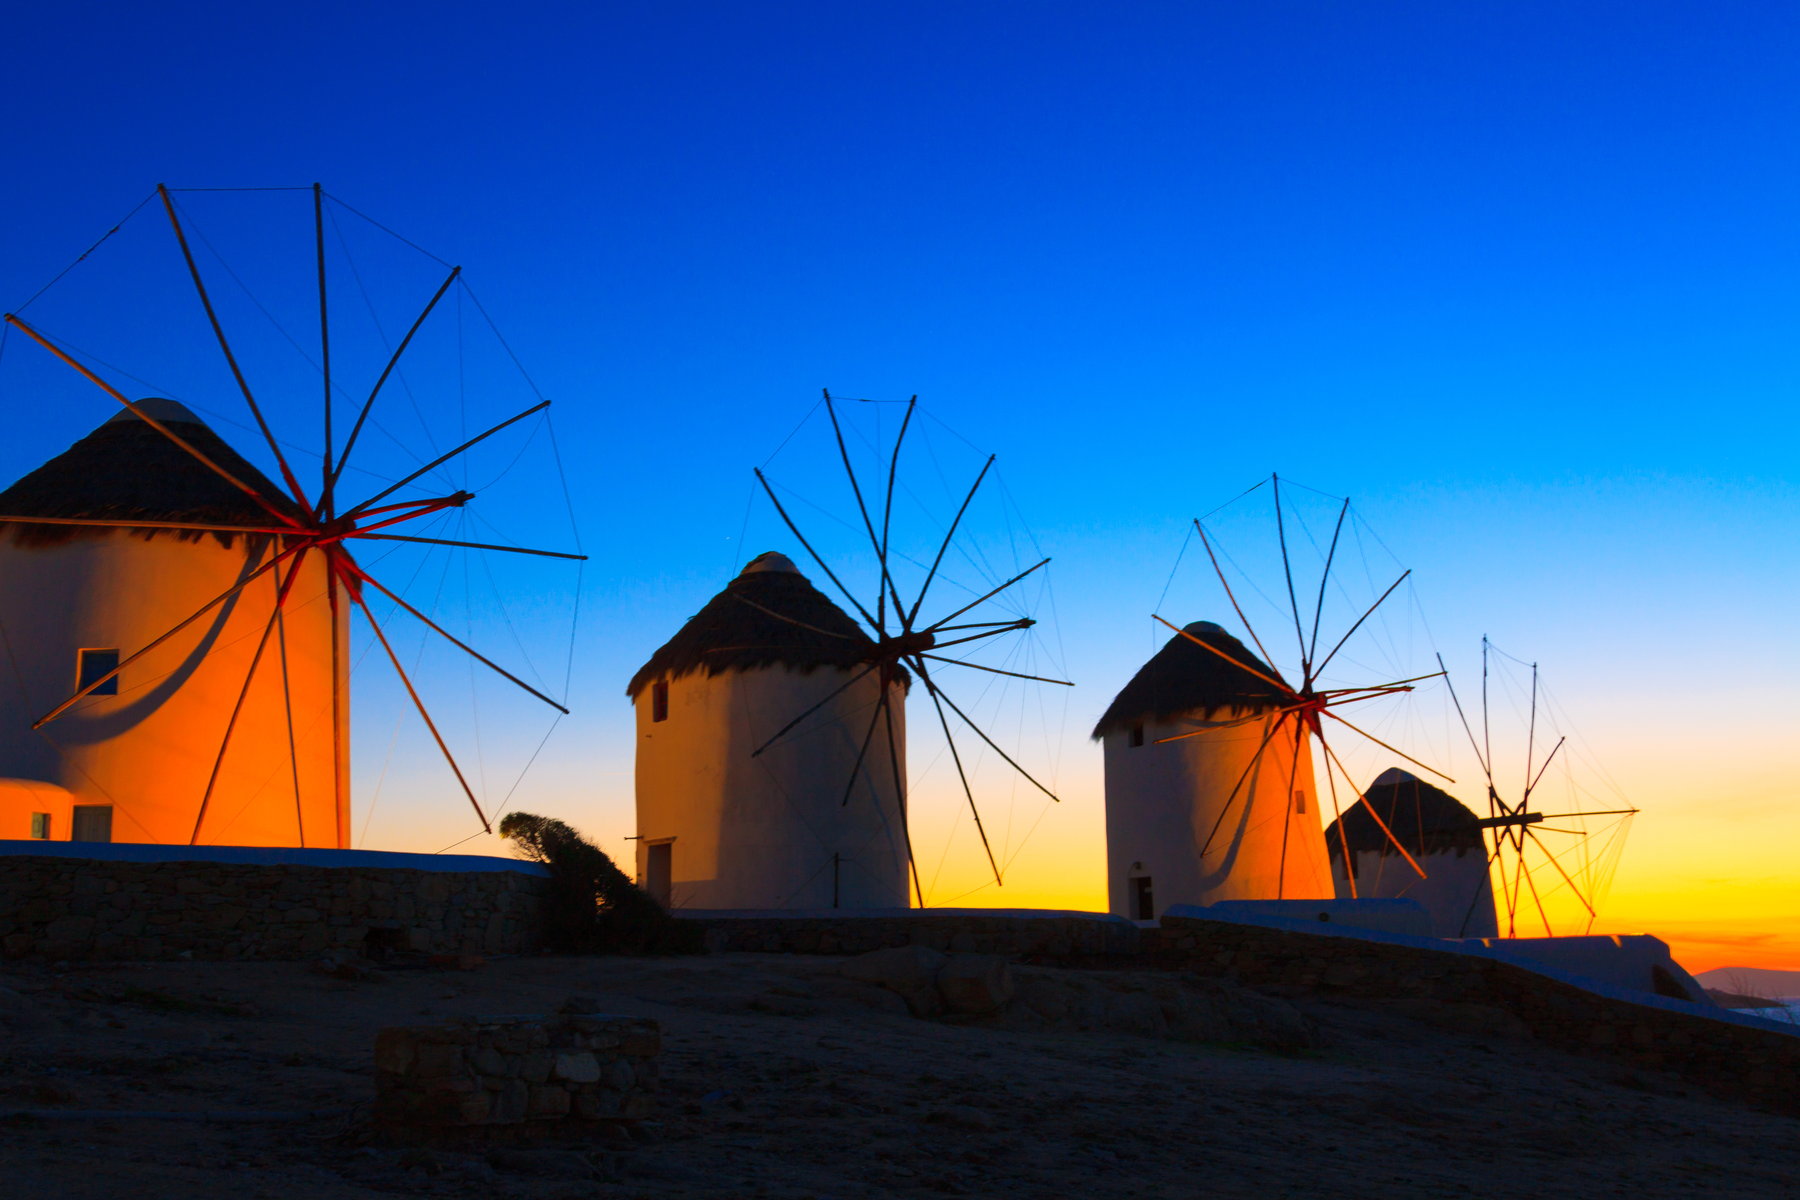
[1,951,1797,1199]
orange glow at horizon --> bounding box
[379,736,1800,979]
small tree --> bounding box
[500,813,702,954]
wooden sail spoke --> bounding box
[878,398,916,631]
[1270,474,1312,678]
[921,557,1047,634]
[924,624,1037,654]
[913,658,1002,887]
[348,495,472,537]
[1316,670,1446,698]
[272,564,307,847]
[1276,714,1306,897]
[914,665,1060,803]
[879,691,925,908]
[327,264,461,510]
[351,566,569,713]
[916,653,1073,687]
[1517,848,1555,937]
[352,492,474,521]
[1457,837,1506,937]
[1320,708,1454,784]
[350,531,586,560]
[2,314,302,530]
[1193,519,1280,676]
[906,454,995,629]
[350,583,491,834]
[1196,710,1290,859]
[1152,614,1297,698]
[190,550,309,844]
[752,468,882,632]
[1436,652,1497,795]
[840,689,889,807]
[1311,568,1411,680]
[1319,738,1356,899]
[314,183,334,519]
[343,400,548,520]
[1314,732,1429,880]
[1524,735,1567,801]
[158,185,316,519]
[930,619,1037,633]
[1524,826,1598,918]
[823,394,894,634]
[750,662,881,758]
[1306,497,1350,669]
[33,542,306,728]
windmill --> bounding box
[631,393,1068,910]
[1438,638,1638,937]
[1101,474,1449,915]
[0,184,582,848]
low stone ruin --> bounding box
[375,1007,659,1128]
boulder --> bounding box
[839,945,946,1016]
[936,954,1015,1014]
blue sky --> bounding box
[2,2,1796,958]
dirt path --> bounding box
[1,953,1795,1199]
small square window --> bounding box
[1128,723,1144,748]
[78,648,120,696]
[29,812,50,840]
[651,679,669,723]
[1293,788,1306,814]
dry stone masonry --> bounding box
[0,854,547,960]
[375,1010,660,1127]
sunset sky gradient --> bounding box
[2,2,1795,972]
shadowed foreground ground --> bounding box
[1,953,1796,1199]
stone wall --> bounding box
[375,1013,660,1127]
[1145,915,1800,1115]
[691,910,1139,958]
[0,854,548,961]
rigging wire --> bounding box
[8,190,157,315]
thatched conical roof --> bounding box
[1091,620,1291,738]
[627,552,902,698]
[1325,767,1487,861]
[0,399,299,548]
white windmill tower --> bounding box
[0,399,344,846]
[1097,620,1331,917]
[630,393,1069,910]
[628,551,910,910]
[0,184,582,848]
[1101,476,1452,920]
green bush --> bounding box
[500,813,702,955]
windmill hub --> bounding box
[872,630,937,660]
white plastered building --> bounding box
[1098,620,1333,919]
[628,552,910,910]
[0,400,347,847]
[1325,766,1499,939]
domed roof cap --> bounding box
[1091,619,1291,737]
[741,550,800,575]
[0,398,298,548]
[1324,767,1486,861]
[627,551,905,697]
